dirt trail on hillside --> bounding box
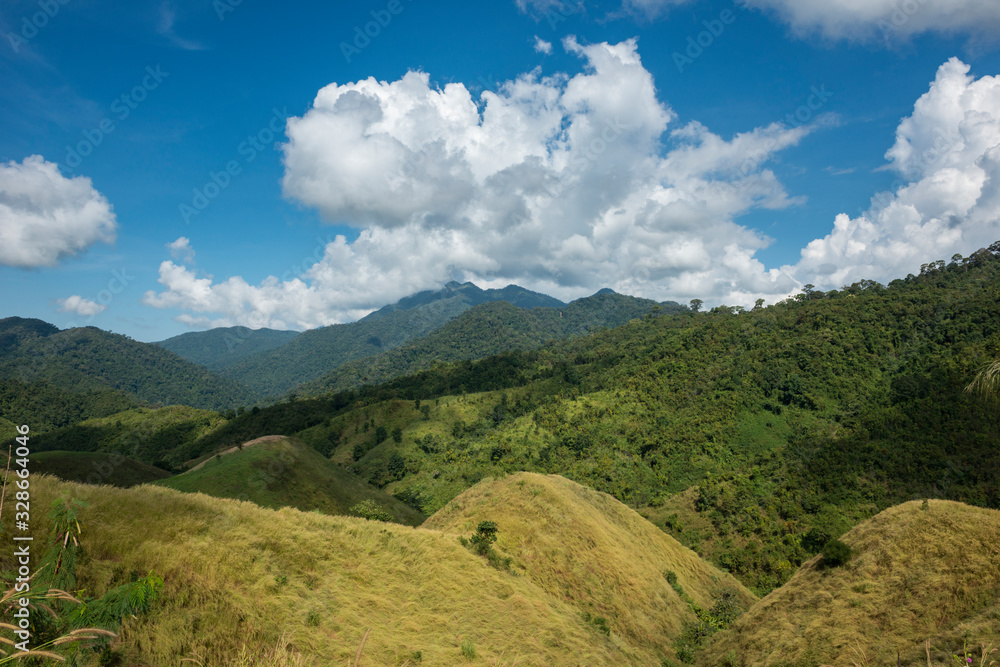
[185,435,286,472]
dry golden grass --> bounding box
[704,499,1000,666]
[424,472,756,664]
[2,474,645,666]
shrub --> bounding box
[349,499,392,522]
[821,538,853,567]
[469,521,498,556]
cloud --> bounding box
[56,295,106,317]
[622,0,693,19]
[167,236,195,264]
[0,155,117,268]
[792,58,1000,288]
[534,36,553,54]
[515,0,693,21]
[156,2,205,51]
[145,38,823,329]
[744,0,1000,43]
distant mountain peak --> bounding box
[594,288,617,296]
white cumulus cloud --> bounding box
[167,236,195,264]
[534,36,553,54]
[0,156,117,268]
[745,0,1000,43]
[56,295,107,317]
[792,58,1000,288]
[143,38,822,328]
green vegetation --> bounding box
[156,326,300,372]
[26,450,172,487]
[0,377,136,436]
[0,496,163,665]
[820,538,853,568]
[154,436,425,525]
[219,281,567,400]
[299,292,685,396]
[348,499,393,522]
[0,318,252,410]
[25,405,230,471]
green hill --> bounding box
[0,376,136,435]
[3,472,745,665]
[219,281,566,400]
[28,450,172,487]
[0,318,253,410]
[154,436,425,526]
[299,291,685,396]
[156,326,300,372]
[27,405,229,470]
[703,500,1000,666]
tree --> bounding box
[689,299,703,313]
[967,359,1000,401]
[469,520,498,556]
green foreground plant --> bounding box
[0,496,163,664]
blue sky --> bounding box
[1,0,999,342]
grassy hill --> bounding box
[0,376,136,435]
[425,473,756,661]
[219,281,565,400]
[154,436,425,526]
[299,291,684,396]
[28,450,172,487]
[27,405,229,470]
[156,326,300,372]
[0,473,746,665]
[0,318,252,410]
[703,500,1000,666]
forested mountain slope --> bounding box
[156,326,300,371]
[0,318,252,410]
[218,281,566,400]
[299,291,686,396]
